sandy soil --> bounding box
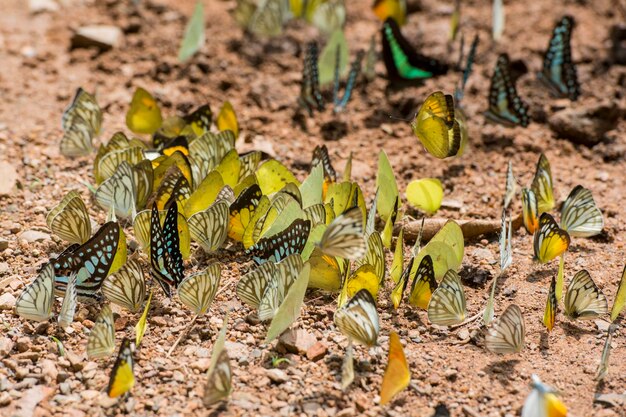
[0,0,625,416]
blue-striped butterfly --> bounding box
[246,218,311,265]
[150,203,185,297]
[485,54,530,127]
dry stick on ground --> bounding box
[167,314,199,357]
[397,213,523,243]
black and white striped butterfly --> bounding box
[188,200,230,254]
[86,304,116,359]
[560,185,603,237]
[15,263,55,322]
[485,304,525,354]
[317,207,366,260]
[334,288,379,346]
[485,53,530,127]
[427,269,466,326]
[538,15,580,101]
[46,191,92,245]
[102,259,146,313]
[177,263,221,316]
[203,316,232,406]
[564,270,608,320]
[60,88,102,157]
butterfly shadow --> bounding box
[560,321,598,339]
[483,359,520,386]
[525,268,555,284]
[441,164,467,181]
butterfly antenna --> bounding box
[387,114,413,123]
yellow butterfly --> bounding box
[47,191,92,245]
[107,338,135,398]
[337,264,380,307]
[411,91,462,159]
[379,331,410,405]
[531,153,555,214]
[406,178,443,215]
[87,304,116,359]
[355,232,385,282]
[126,87,163,135]
[485,304,525,354]
[560,185,604,237]
[135,291,152,347]
[564,270,608,320]
[427,269,466,326]
[543,276,557,332]
[372,0,406,26]
[610,265,626,322]
[97,146,146,183]
[533,213,570,264]
[228,184,262,242]
[216,101,239,138]
[521,188,539,234]
[334,289,379,346]
[408,255,438,310]
[522,375,567,417]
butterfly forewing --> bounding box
[427,269,466,326]
[16,263,55,322]
[560,185,603,237]
[107,338,135,398]
[485,304,525,354]
[485,54,529,127]
[564,270,608,320]
[87,304,116,359]
[318,207,366,260]
[539,15,580,101]
[102,259,146,313]
[178,263,221,315]
[47,191,92,244]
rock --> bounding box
[0,392,10,406]
[548,103,621,146]
[0,293,16,310]
[15,386,54,416]
[16,337,30,352]
[265,368,288,384]
[306,342,328,362]
[610,24,626,64]
[19,230,50,243]
[0,162,17,195]
[0,337,14,355]
[0,262,9,274]
[302,401,322,416]
[279,329,317,355]
[0,239,8,251]
[80,390,100,401]
[471,248,492,261]
[29,0,58,13]
[595,320,610,332]
[65,349,84,372]
[71,26,123,50]
[594,393,625,407]
[190,359,211,372]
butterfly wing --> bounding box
[560,185,603,237]
[334,288,379,346]
[246,218,311,264]
[521,188,539,234]
[564,270,608,320]
[539,15,580,101]
[543,276,558,332]
[485,304,525,354]
[15,263,55,322]
[533,213,570,263]
[531,153,555,213]
[87,304,116,359]
[379,331,410,405]
[102,259,146,313]
[188,201,230,253]
[485,54,530,127]
[107,338,135,398]
[46,191,92,244]
[318,207,366,260]
[427,269,466,326]
[408,255,438,310]
[178,263,221,315]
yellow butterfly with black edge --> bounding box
[60,88,102,157]
[427,269,466,326]
[538,15,580,101]
[337,264,380,307]
[203,315,232,406]
[153,151,194,191]
[52,222,124,301]
[334,288,379,346]
[159,136,190,157]
[610,264,626,322]
[102,259,146,313]
[188,200,230,254]
[150,203,185,297]
[311,144,337,197]
[380,331,410,406]
[595,324,617,381]
[317,207,366,260]
[521,188,539,234]
[522,375,567,417]
[177,263,221,316]
[531,153,555,214]
[485,304,525,354]
[390,253,410,309]
[132,208,191,260]
[107,338,135,398]
[372,0,406,26]
[87,304,115,359]
[246,219,311,265]
[411,91,462,159]
[15,263,55,322]
[47,191,92,245]
[126,87,162,135]
[152,117,192,151]
[183,104,213,136]
[564,270,608,320]
[543,276,557,332]
[485,53,530,127]
[217,101,239,138]
[408,255,438,310]
[560,185,603,237]
[533,213,570,264]
[149,166,192,211]
[228,183,262,242]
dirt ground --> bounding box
[0,0,625,416]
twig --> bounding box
[166,314,198,358]
[449,309,485,330]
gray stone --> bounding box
[19,230,50,243]
[0,293,16,310]
[278,329,317,354]
[0,337,14,355]
[265,368,288,384]
[71,26,123,50]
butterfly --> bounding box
[188,200,230,254]
[485,53,530,127]
[560,185,603,237]
[379,331,410,405]
[564,270,608,320]
[246,218,311,265]
[53,222,123,301]
[311,145,337,187]
[309,0,346,34]
[503,161,516,210]
[531,153,555,214]
[381,18,448,84]
[135,292,152,347]
[87,304,116,359]
[595,325,616,381]
[102,259,147,313]
[150,203,185,297]
[521,375,567,417]
[107,338,135,398]
[177,263,221,316]
[299,41,325,115]
[411,91,462,159]
[355,232,386,282]
[228,184,262,242]
[533,213,570,264]
[499,209,513,272]
[372,0,406,25]
[15,263,55,322]
[521,188,539,234]
[150,166,192,211]
[485,304,525,354]
[217,101,239,138]
[58,268,81,331]
[543,276,558,332]
[538,15,580,101]
[610,265,626,322]
[94,161,140,219]
[203,316,232,406]
[427,269,466,326]
[337,264,380,307]
[334,288,379,346]
[97,146,145,183]
[188,131,236,184]
[304,204,327,226]
[239,0,288,37]
[46,191,92,244]
[333,50,365,113]
[341,342,355,390]
[317,207,366,260]
[126,87,163,135]
[408,255,438,310]
[455,34,479,105]
[405,178,443,215]
[60,88,102,157]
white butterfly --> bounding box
[334,289,379,346]
[427,269,466,326]
[485,304,525,354]
[317,207,366,260]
